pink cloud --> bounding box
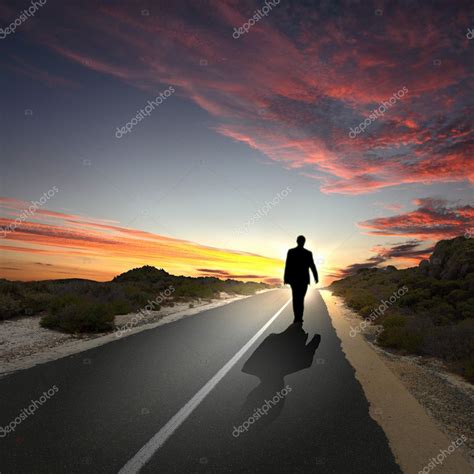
[358,198,473,239]
[3,0,472,194]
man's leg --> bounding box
[291,285,299,320]
[291,284,307,321]
[298,284,308,320]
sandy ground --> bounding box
[371,344,474,466]
[0,292,256,378]
[320,290,473,473]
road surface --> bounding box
[0,289,401,473]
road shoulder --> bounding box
[0,293,258,379]
[320,289,472,474]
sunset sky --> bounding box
[0,0,473,285]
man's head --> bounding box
[296,235,306,247]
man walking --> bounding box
[284,235,318,322]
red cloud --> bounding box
[2,0,473,194]
[0,197,121,226]
[331,240,435,280]
[358,198,473,239]
[332,197,472,280]
[0,201,282,282]
[196,268,271,280]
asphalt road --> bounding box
[0,289,401,473]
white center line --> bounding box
[118,297,292,474]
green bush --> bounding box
[399,288,431,307]
[1,266,273,328]
[382,315,407,329]
[229,282,265,295]
[464,358,474,383]
[0,293,23,319]
[110,299,133,315]
[378,314,429,353]
[415,299,456,324]
[41,295,114,333]
[174,284,215,299]
[329,237,474,382]
[447,289,468,305]
[359,305,374,318]
[456,299,474,319]
[346,292,378,311]
[378,326,424,353]
[23,292,53,314]
[422,322,473,362]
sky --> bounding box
[0,0,473,285]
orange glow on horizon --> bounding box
[0,200,285,283]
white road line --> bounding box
[118,297,292,474]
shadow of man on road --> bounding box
[235,323,321,434]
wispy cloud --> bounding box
[331,196,472,279]
[358,197,473,239]
[330,239,434,279]
[196,268,270,279]
[3,0,471,195]
[0,198,282,282]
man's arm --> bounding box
[284,250,290,284]
[309,252,319,284]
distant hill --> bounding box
[113,265,171,283]
[0,266,275,333]
[330,236,474,382]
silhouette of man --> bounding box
[240,324,321,429]
[284,235,318,322]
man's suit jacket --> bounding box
[284,247,318,285]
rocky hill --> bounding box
[419,236,474,280]
[330,236,474,382]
